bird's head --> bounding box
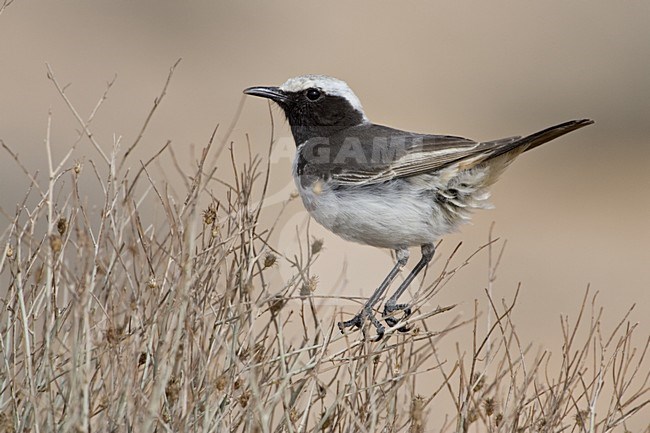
[244,75,368,145]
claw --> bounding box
[384,316,412,333]
[338,309,385,340]
[383,304,413,332]
[338,314,364,331]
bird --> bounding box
[244,74,593,340]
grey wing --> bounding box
[330,119,593,186]
[331,133,521,185]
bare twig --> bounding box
[0,0,16,17]
[119,58,181,170]
[45,63,111,165]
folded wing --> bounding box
[331,119,593,185]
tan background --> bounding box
[1,0,648,377]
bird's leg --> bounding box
[338,248,409,340]
[383,243,435,331]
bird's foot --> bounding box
[383,303,412,333]
[338,308,385,341]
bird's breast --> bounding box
[290,152,496,249]
[292,174,444,249]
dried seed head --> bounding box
[289,408,299,424]
[57,217,68,236]
[467,408,478,424]
[310,238,324,255]
[73,160,82,174]
[483,397,496,416]
[215,375,228,392]
[300,275,318,297]
[574,410,589,427]
[289,190,299,200]
[5,244,13,258]
[238,390,251,408]
[269,295,287,314]
[211,227,220,237]
[410,395,425,433]
[263,252,277,268]
[472,373,485,393]
[242,280,254,295]
[495,413,503,427]
[147,276,158,289]
[165,376,180,405]
[105,325,123,345]
[161,408,171,424]
[202,204,218,225]
[233,378,241,390]
[50,235,62,254]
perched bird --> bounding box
[244,75,593,339]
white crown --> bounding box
[280,75,367,120]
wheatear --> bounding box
[244,75,593,339]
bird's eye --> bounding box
[305,88,321,101]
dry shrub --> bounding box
[0,63,647,432]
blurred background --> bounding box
[1,0,648,356]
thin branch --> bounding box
[119,58,181,170]
[45,63,110,165]
[0,0,16,17]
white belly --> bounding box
[294,175,455,249]
[291,150,495,250]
